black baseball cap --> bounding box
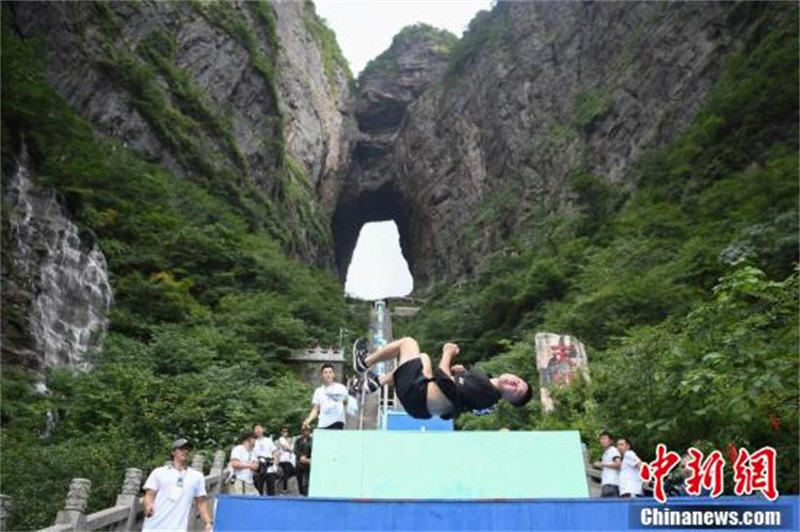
[172,438,193,450]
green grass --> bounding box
[570,89,613,132]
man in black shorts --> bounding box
[355,337,532,419]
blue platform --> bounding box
[214,495,799,531]
[384,409,453,431]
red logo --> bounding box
[637,444,780,502]
[733,446,778,501]
[640,443,681,504]
[685,448,725,498]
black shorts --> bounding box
[394,358,460,419]
[601,484,619,497]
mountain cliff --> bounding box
[336,1,794,291]
[2,0,354,371]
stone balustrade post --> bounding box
[115,468,142,532]
[210,450,226,495]
[54,478,91,531]
[210,450,225,476]
[191,453,205,473]
[0,494,12,532]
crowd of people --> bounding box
[229,423,314,497]
[140,363,346,530]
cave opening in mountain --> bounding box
[333,184,415,300]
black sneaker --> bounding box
[358,371,380,394]
[353,337,369,372]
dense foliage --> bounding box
[400,5,799,493]
[0,6,361,529]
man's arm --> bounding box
[303,404,319,429]
[438,343,460,377]
[142,489,156,517]
[232,455,258,471]
[195,496,212,531]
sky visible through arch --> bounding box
[317,1,492,299]
[345,221,413,300]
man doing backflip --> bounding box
[355,337,532,419]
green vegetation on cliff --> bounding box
[362,23,458,79]
[447,5,508,75]
[0,7,356,529]
[399,6,799,493]
[303,0,353,89]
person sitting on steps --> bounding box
[354,337,532,420]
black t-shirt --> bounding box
[441,368,501,420]
[293,437,312,469]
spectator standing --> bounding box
[617,438,644,498]
[277,426,297,493]
[142,439,212,532]
[303,364,349,430]
[253,424,280,496]
[593,431,621,497]
[230,431,259,495]
[294,426,313,496]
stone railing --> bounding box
[390,306,419,318]
[289,347,344,362]
[0,450,228,532]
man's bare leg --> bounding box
[377,352,433,386]
[364,337,421,368]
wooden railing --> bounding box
[0,450,228,532]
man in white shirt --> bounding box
[142,438,212,532]
[617,437,644,498]
[230,431,259,495]
[252,424,280,496]
[593,431,621,497]
[303,364,349,430]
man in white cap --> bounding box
[142,438,212,532]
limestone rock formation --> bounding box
[1,0,789,372]
[1,0,354,370]
[334,1,786,292]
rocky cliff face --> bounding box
[6,0,352,259]
[1,0,788,371]
[334,1,785,291]
[2,0,354,370]
[2,145,113,372]
[332,25,456,280]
